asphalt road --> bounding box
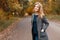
[4,17,60,40]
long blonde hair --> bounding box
[33,2,45,18]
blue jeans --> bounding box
[32,33,38,40]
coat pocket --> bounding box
[40,32,46,37]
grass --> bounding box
[0,9,20,32]
[0,17,19,32]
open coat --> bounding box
[31,13,49,40]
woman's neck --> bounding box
[34,12,39,15]
[34,12,44,18]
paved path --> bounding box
[47,21,60,40]
[2,17,60,40]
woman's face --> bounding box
[34,4,40,12]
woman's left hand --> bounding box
[41,29,44,32]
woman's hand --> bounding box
[41,29,44,32]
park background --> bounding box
[0,0,60,32]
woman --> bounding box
[31,2,49,40]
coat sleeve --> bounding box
[42,16,49,31]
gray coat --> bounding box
[31,13,49,40]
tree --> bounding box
[0,0,9,12]
[18,0,29,16]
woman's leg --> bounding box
[35,34,38,40]
[32,32,38,40]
